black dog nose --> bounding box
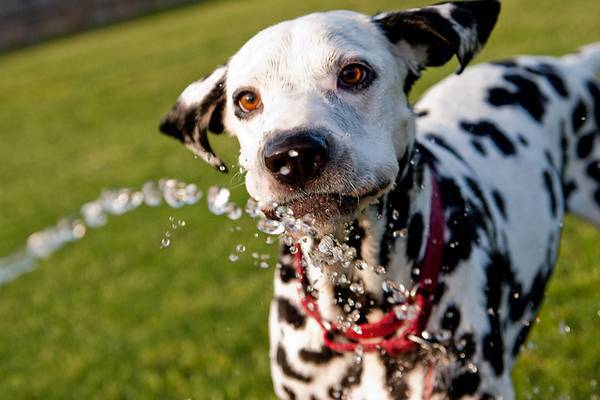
[263,132,329,187]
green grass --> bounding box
[0,0,598,398]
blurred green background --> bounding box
[0,0,599,398]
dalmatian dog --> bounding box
[159,0,600,398]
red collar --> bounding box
[294,170,444,357]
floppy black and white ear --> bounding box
[373,0,500,74]
[159,65,228,173]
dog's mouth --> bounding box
[262,183,392,232]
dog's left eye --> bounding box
[338,63,372,90]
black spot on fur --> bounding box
[278,246,296,283]
[542,170,558,217]
[517,134,529,146]
[328,362,362,399]
[453,333,476,365]
[587,81,600,128]
[595,189,600,207]
[563,181,577,204]
[441,304,461,335]
[333,282,380,324]
[299,346,341,364]
[425,133,467,163]
[512,322,532,357]
[406,213,424,261]
[576,132,595,158]
[483,332,504,376]
[483,252,508,375]
[449,370,481,398]
[524,63,569,98]
[283,385,297,400]
[382,355,410,399]
[460,120,516,156]
[279,263,296,283]
[587,161,600,182]
[487,74,548,122]
[277,345,312,383]
[492,59,518,68]
[492,190,507,220]
[471,139,487,156]
[508,282,526,322]
[433,281,447,305]
[438,177,484,274]
[379,155,417,266]
[571,100,587,132]
[464,177,494,223]
[277,298,306,329]
[480,393,496,400]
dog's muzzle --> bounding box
[263,131,329,188]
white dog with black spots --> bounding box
[159,1,600,398]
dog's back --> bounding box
[410,44,600,391]
[416,44,600,229]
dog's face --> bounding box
[160,1,500,234]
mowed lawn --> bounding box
[0,0,599,398]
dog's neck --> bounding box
[300,144,436,323]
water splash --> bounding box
[0,178,202,286]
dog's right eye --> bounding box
[236,90,262,113]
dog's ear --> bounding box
[159,65,228,173]
[373,0,500,74]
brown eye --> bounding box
[237,91,262,113]
[339,64,370,88]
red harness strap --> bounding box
[294,170,445,357]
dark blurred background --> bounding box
[0,0,200,51]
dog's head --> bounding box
[160,1,500,234]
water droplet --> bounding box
[275,206,294,219]
[526,340,537,350]
[259,261,269,269]
[229,254,239,262]
[351,324,363,334]
[288,149,299,158]
[354,259,368,271]
[349,282,365,295]
[257,219,285,235]
[392,209,400,220]
[559,320,571,335]
[81,201,107,227]
[279,166,291,175]
[142,181,163,207]
[374,265,387,275]
[289,246,298,255]
[394,304,418,320]
[227,206,243,220]
[236,244,246,253]
[207,186,231,215]
[393,228,408,238]
[466,363,478,373]
[160,238,170,248]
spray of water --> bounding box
[0,178,202,285]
